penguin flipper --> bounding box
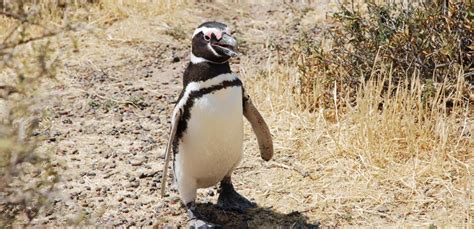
[243,95,273,161]
[161,107,182,197]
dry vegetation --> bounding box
[0,0,472,227]
[0,1,78,225]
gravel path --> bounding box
[33,2,334,227]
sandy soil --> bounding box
[32,1,338,227]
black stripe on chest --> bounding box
[183,62,231,87]
[173,78,243,153]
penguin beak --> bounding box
[211,33,238,57]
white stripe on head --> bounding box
[207,43,221,57]
[193,26,224,38]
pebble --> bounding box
[113,220,124,226]
[127,181,140,188]
[120,208,129,213]
[207,189,215,197]
[376,204,389,213]
[154,202,164,213]
[130,159,144,166]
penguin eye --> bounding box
[203,34,211,41]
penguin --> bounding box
[161,21,273,227]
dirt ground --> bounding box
[22,0,472,227]
[32,1,337,227]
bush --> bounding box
[0,1,77,226]
[294,1,473,110]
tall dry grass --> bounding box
[241,53,472,225]
[243,3,472,224]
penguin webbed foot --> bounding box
[188,218,221,229]
[217,178,257,213]
[187,202,221,228]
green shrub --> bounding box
[294,1,473,110]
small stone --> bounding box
[113,220,123,226]
[376,204,389,213]
[167,196,180,205]
[207,189,214,197]
[120,208,129,213]
[127,181,139,188]
[130,159,144,166]
[62,119,73,124]
[154,202,164,213]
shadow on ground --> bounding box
[195,203,320,228]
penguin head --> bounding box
[191,21,238,64]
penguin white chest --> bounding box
[177,85,243,188]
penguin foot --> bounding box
[186,202,221,229]
[188,218,221,229]
[217,178,257,212]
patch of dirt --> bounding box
[32,1,337,227]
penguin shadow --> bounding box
[195,203,320,228]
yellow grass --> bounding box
[242,56,473,225]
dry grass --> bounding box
[241,53,472,225]
[239,4,473,225]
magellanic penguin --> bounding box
[161,21,273,227]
